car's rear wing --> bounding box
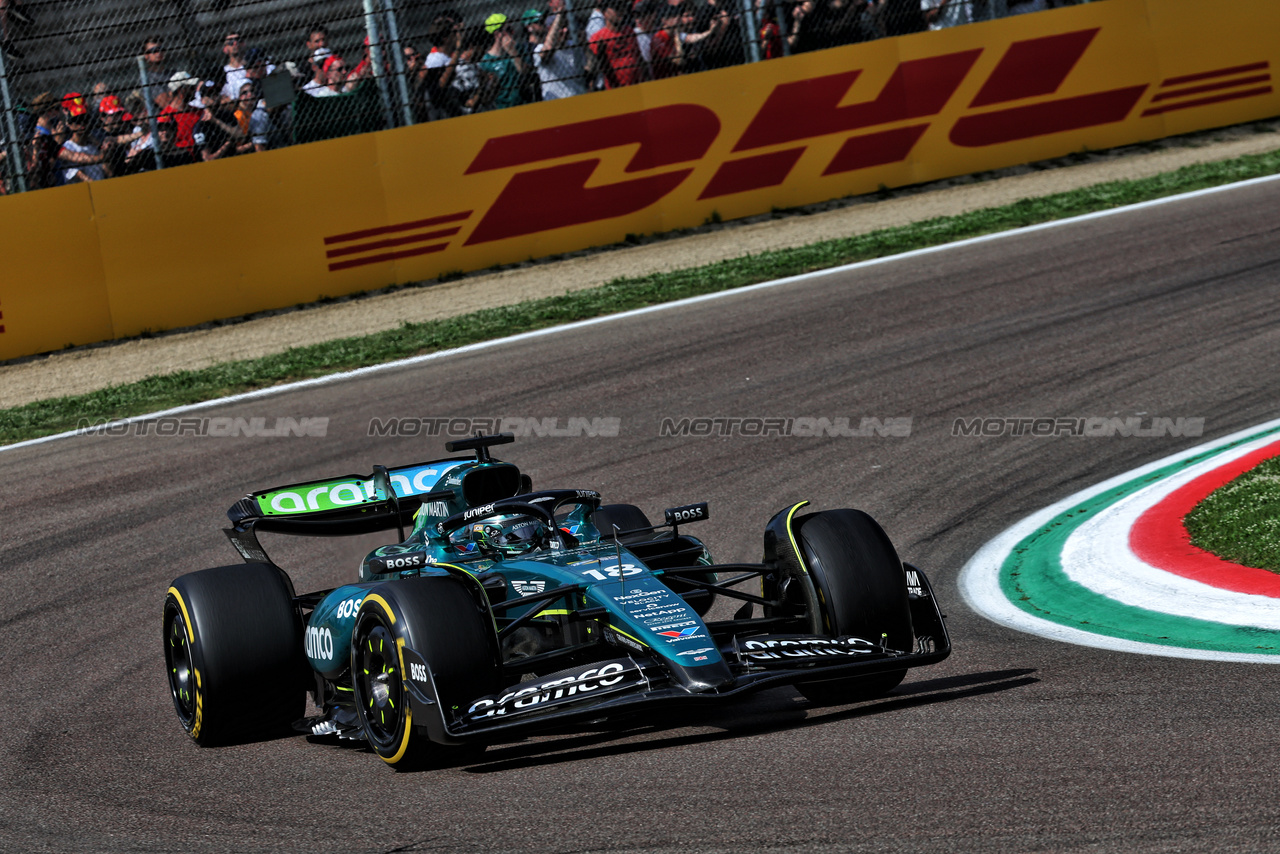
[223,457,524,562]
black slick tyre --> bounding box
[163,563,306,745]
[351,576,501,770]
[792,509,913,704]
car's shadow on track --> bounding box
[457,667,1038,774]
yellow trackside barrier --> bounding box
[2,0,1277,361]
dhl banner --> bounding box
[2,0,1277,361]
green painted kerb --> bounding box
[998,426,1280,655]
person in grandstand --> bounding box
[159,73,200,162]
[96,95,145,175]
[401,43,434,121]
[192,79,242,161]
[26,92,69,189]
[646,2,685,78]
[755,0,784,59]
[139,37,171,98]
[59,106,108,183]
[293,23,329,84]
[221,31,249,100]
[124,115,183,172]
[449,26,495,114]
[478,13,531,110]
[921,0,972,28]
[300,47,333,97]
[319,55,357,95]
[233,81,277,153]
[528,0,588,99]
[424,12,466,117]
[587,0,650,88]
[787,0,875,53]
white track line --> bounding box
[8,171,1280,455]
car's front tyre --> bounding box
[351,576,501,769]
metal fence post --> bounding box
[137,56,165,170]
[739,0,761,64]
[0,46,27,193]
[362,0,397,130]
[562,0,583,53]
[380,0,415,126]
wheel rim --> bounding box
[164,604,197,728]
[353,620,404,749]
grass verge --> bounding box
[4,146,1280,445]
[1185,455,1280,574]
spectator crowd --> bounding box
[0,0,1092,192]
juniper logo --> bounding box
[952,416,1205,438]
[659,417,912,438]
[368,416,620,438]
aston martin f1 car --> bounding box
[163,433,950,768]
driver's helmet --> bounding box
[469,514,547,557]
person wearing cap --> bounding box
[97,94,145,174]
[26,92,69,188]
[160,72,200,153]
[300,46,332,96]
[529,1,587,99]
[587,0,650,88]
[316,54,356,96]
[233,81,277,153]
[58,105,109,182]
[191,79,242,161]
[478,12,531,111]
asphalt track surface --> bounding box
[5,179,1280,853]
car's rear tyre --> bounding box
[163,563,306,745]
[792,509,913,705]
[352,576,501,770]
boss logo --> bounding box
[335,597,363,619]
[410,662,428,682]
[385,555,422,569]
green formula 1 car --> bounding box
[163,433,950,768]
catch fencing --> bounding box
[0,0,1097,193]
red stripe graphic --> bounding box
[324,211,472,245]
[325,227,462,259]
[1162,62,1269,88]
[1150,75,1272,104]
[327,242,449,272]
[1142,61,1271,117]
[1142,86,1273,117]
[1129,440,1280,597]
